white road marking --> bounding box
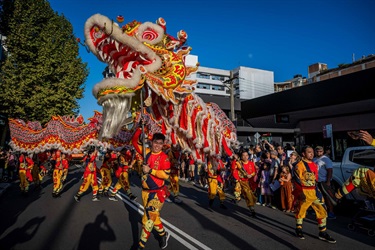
[113,190,212,250]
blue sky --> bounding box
[48,0,375,121]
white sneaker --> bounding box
[165,197,172,203]
[109,196,118,201]
[92,196,100,201]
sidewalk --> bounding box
[0,182,11,198]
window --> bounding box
[349,149,375,166]
[197,83,210,89]
[196,72,210,79]
[212,85,224,91]
[211,75,225,81]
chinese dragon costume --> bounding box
[8,14,238,162]
[84,13,238,162]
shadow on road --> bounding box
[77,210,116,250]
[0,216,46,249]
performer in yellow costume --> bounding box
[207,156,227,209]
[138,132,171,249]
[293,146,336,243]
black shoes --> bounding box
[295,228,305,239]
[250,209,256,218]
[74,194,80,202]
[318,232,336,243]
[208,199,214,208]
[159,231,170,249]
[52,192,60,198]
[128,194,137,201]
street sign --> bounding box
[323,124,333,138]
[254,132,260,139]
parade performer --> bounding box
[167,145,183,204]
[336,130,375,201]
[61,153,69,183]
[293,146,336,243]
[74,148,100,202]
[335,167,375,200]
[98,151,114,197]
[207,156,227,210]
[52,151,68,197]
[37,151,49,180]
[18,153,33,195]
[31,153,42,190]
[109,148,137,201]
[138,132,171,249]
[232,151,257,217]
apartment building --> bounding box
[185,55,275,143]
[308,54,375,83]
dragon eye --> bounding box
[142,28,159,41]
[136,22,164,44]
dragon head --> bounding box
[84,14,198,139]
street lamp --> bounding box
[222,75,238,123]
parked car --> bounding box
[332,146,375,201]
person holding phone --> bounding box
[348,130,375,146]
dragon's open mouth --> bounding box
[96,36,154,79]
[84,14,162,95]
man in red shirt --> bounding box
[139,133,171,249]
[232,151,257,217]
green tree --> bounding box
[0,0,88,124]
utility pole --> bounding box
[223,72,238,123]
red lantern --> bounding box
[117,15,124,23]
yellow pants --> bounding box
[168,174,180,196]
[31,165,41,186]
[19,169,29,192]
[99,168,112,192]
[112,171,131,195]
[53,169,63,193]
[61,169,68,182]
[233,181,241,201]
[208,177,226,201]
[139,189,166,248]
[239,180,256,208]
[78,172,99,196]
[295,188,327,231]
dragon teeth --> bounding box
[98,51,105,61]
[115,41,120,51]
[139,54,148,61]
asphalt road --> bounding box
[0,165,374,250]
